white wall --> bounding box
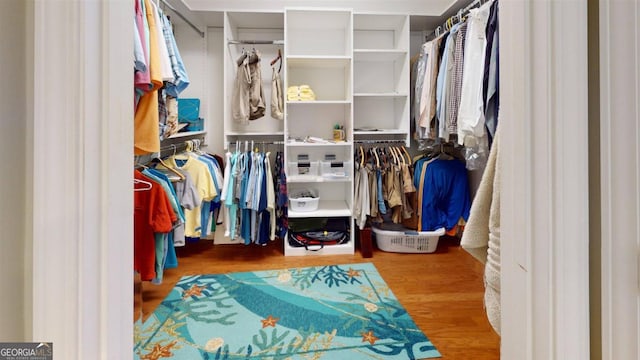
[205,28,224,155]
[170,23,225,154]
[0,0,28,341]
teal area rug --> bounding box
[135,263,440,359]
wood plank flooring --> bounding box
[136,236,500,359]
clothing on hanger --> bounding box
[133,0,190,154]
[134,169,177,281]
[231,49,266,124]
[271,65,284,120]
[220,148,279,245]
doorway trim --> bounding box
[30,0,133,358]
[499,0,591,358]
[598,0,640,358]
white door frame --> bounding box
[499,0,591,358]
[29,0,133,358]
[598,0,640,358]
[27,0,593,358]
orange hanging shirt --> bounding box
[134,0,163,155]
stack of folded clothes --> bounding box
[287,85,316,101]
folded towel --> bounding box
[287,85,316,101]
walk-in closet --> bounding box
[132,0,502,358]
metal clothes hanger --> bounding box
[270,48,282,73]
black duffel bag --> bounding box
[288,230,350,251]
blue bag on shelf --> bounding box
[177,98,200,121]
[177,98,203,132]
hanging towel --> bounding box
[460,123,501,335]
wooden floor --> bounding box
[136,235,500,359]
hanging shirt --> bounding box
[366,164,379,219]
[483,0,500,139]
[418,36,443,139]
[172,169,200,247]
[436,22,463,141]
[220,152,233,237]
[264,152,277,240]
[161,13,190,97]
[445,23,468,137]
[413,46,428,138]
[457,0,493,146]
[134,0,163,155]
[142,168,185,224]
[167,155,216,237]
[353,163,370,230]
[274,152,288,238]
[196,154,221,238]
[149,1,174,82]
[134,0,150,98]
[434,32,452,140]
[226,152,240,240]
[134,170,176,281]
[418,158,471,232]
[134,17,147,75]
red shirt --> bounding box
[134,170,176,280]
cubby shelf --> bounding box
[353,13,410,146]
[287,200,351,218]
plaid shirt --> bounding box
[446,23,468,137]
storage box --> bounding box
[320,160,351,178]
[179,117,204,132]
[289,189,319,212]
[372,225,445,253]
[288,161,319,177]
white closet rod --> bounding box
[160,0,205,38]
[228,40,284,45]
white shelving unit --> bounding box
[284,8,355,256]
[219,9,412,256]
[353,14,410,145]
